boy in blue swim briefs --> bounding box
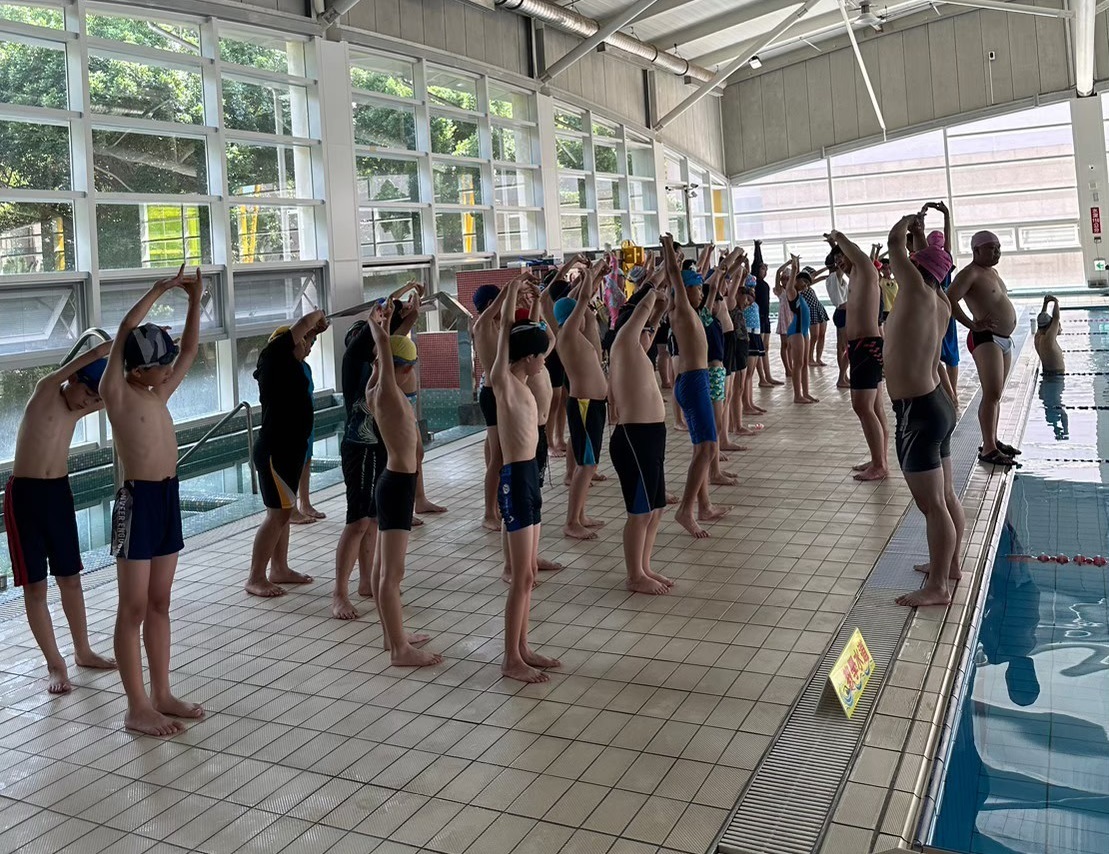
[5,343,117,695]
[100,264,207,737]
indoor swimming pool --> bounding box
[929,308,1109,854]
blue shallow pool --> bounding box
[930,309,1109,854]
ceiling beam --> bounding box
[662,0,805,51]
[626,0,702,27]
[937,0,1071,17]
[539,0,663,82]
[1075,0,1095,95]
[691,9,849,66]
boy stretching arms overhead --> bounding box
[100,265,205,736]
[5,342,117,693]
[493,274,561,683]
[364,305,443,667]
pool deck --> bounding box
[0,342,1031,854]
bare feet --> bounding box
[501,569,539,588]
[582,516,606,529]
[710,473,738,486]
[357,577,374,598]
[289,510,317,525]
[734,425,764,435]
[896,588,952,607]
[837,380,851,389]
[758,381,776,388]
[300,505,326,520]
[676,510,710,539]
[645,568,675,588]
[331,596,359,620]
[481,516,501,532]
[75,650,117,670]
[46,664,72,695]
[591,472,608,482]
[411,515,424,527]
[852,462,871,472]
[269,568,313,584]
[698,505,731,522]
[521,648,561,669]
[852,467,888,482]
[719,440,746,452]
[537,557,563,571]
[124,707,186,737]
[627,575,670,595]
[416,500,447,514]
[501,659,548,683]
[914,562,963,580]
[550,445,567,458]
[391,645,443,667]
[806,395,820,403]
[794,396,814,404]
[666,493,679,505]
[245,579,286,597]
[154,693,205,720]
[563,523,598,541]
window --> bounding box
[436,212,485,254]
[495,169,534,207]
[86,13,200,55]
[0,203,75,273]
[233,268,322,329]
[0,281,83,357]
[220,29,305,75]
[88,56,203,124]
[430,114,479,157]
[562,215,589,251]
[227,141,313,198]
[360,209,422,257]
[96,204,212,270]
[427,67,478,112]
[222,77,309,136]
[92,130,207,195]
[0,120,70,191]
[0,39,67,108]
[358,156,420,204]
[100,274,223,335]
[490,83,533,122]
[556,137,585,171]
[433,163,483,205]
[230,205,313,263]
[492,126,534,164]
[350,53,414,99]
[353,102,417,150]
[497,211,539,252]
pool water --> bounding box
[930,309,1109,854]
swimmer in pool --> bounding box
[1034,295,1064,375]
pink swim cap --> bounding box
[971,231,1000,250]
[911,246,953,284]
[927,231,945,249]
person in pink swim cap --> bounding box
[948,229,1020,467]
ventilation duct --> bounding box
[494,0,716,83]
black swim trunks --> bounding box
[4,476,83,587]
[545,351,566,389]
[567,397,607,467]
[893,385,957,474]
[111,478,184,561]
[748,331,765,357]
[734,328,749,369]
[609,423,667,515]
[848,336,884,391]
[341,439,387,524]
[833,306,847,329]
[536,424,549,489]
[375,469,417,532]
[723,330,737,377]
[498,459,542,532]
[478,383,498,427]
[254,438,305,511]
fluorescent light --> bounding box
[749,55,763,69]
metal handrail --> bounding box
[177,402,258,495]
[61,328,111,365]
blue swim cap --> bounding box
[681,269,703,288]
[553,297,577,326]
[74,357,107,393]
[472,284,500,313]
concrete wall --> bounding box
[654,70,726,173]
[722,5,1076,178]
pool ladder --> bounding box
[62,331,258,496]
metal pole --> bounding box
[1074,0,1096,95]
[653,2,816,131]
[539,0,663,83]
[244,405,257,495]
[939,0,1073,16]
[838,0,886,136]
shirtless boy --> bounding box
[610,282,674,595]
[554,259,610,541]
[364,307,443,667]
[5,343,117,694]
[1034,295,1064,375]
[948,231,1020,466]
[665,234,729,539]
[473,284,510,531]
[884,215,966,608]
[492,275,561,683]
[101,265,205,736]
[830,230,889,481]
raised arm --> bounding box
[160,267,206,399]
[922,201,953,252]
[829,230,872,275]
[366,303,396,391]
[392,284,424,336]
[291,308,327,346]
[697,243,715,277]
[473,284,510,335]
[1047,295,1061,333]
[43,339,112,388]
[491,278,521,384]
[887,214,926,294]
[785,256,800,301]
[102,265,186,398]
[615,289,657,347]
[752,240,764,276]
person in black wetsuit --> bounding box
[752,240,783,386]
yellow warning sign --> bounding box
[828,628,875,719]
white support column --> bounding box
[1069,96,1109,287]
[315,38,365,382]
[536,90,562,260]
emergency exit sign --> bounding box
[1093,207,1102,235]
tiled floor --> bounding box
[0,362,927,854]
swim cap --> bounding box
[927,230,945,249]
[514,307,531,323]
[681,269,703,288]
[345,320,368,347]
[911,246,953,285]
[123,323,178,371]
[971,231,1000,250]
[628,265,647,284]
[74,357,107,393]
[798,267,815,282]
[1036,312,1052,330]
[745,274,757,288]
[472,284,500,313]
[269,325,291,342]
[389,335,418,365]
[509,321,548,362]
[553,297,577,326]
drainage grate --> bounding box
[717,320,1030,854]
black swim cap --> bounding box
[509,321,548,362]
[345,320,368,348]
[548,279,571,302]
